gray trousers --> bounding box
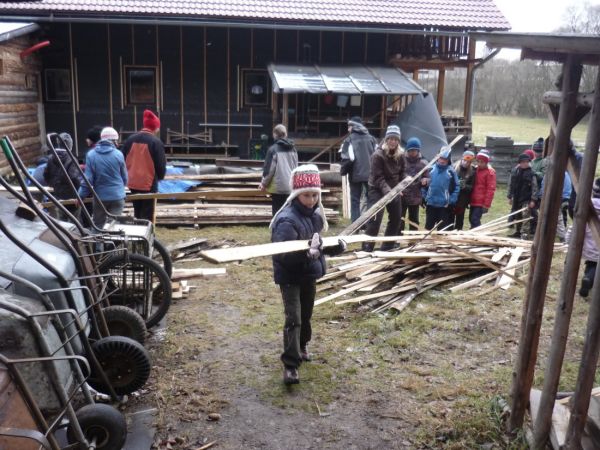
[93,198,125,229]
[279,282,316,369]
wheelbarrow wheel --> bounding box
[67,403,127,450]
[88,336,151,396]
[102,305,147,345]
[152,238,173,278]
[98,252,172,328]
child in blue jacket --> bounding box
[270,165,346,385]
[424,147,459,230]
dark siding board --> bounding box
[205,26,228,134]
[274,29,296,63]
[229,27,254,154]
[253,29,274,68]
[343,32,365,64]
[298,30,319,64]
[133,25,157,65]
[366,33,387,64]
[158,26,181,114]
[109,24,135,131]
[321,31,343,64]
[181,27,204,126]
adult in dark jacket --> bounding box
[339,116,378,222]
[122,109,166,222]
[424,147,459,230]
[44,132,81,221]
[78,127,128,228]
[260,124,298,215]
[507,153,538,239]
[401,137,429,231]
[270,165,345,385]
[362,125,405,252]
[450,150,476,230]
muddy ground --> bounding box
[143,217,591,450]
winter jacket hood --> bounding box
[261,139,298,194]
[470,166,497,208]
[44,149,81,200]
[271,199,327,285]
[425,163,459,207]
[78,141,128,202]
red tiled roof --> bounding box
[0,0,511,30]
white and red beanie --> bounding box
[476,149,491,162]
[269,164,328,231]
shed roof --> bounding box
[268,64,425,95]
[0,0,510,30]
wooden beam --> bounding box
[564,67,600,448]
[437,69,446,115]
[543,90,594,108]
[463,37,476,122]
[509,55,583,433]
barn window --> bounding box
[125,66,157,105]
[242,69,270,107]
[44,69,71,102]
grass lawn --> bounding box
[472,114,589,148]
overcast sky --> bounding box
[489,0,600,59]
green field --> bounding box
[472,114,589,148]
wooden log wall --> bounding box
[0,35,43,174]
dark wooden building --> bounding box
[0,0,509,161]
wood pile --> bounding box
[154,170,342,226]
[125,202,339,226]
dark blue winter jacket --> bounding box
[425,163,460,207]
[79,140,128,201]
[271,199,326,285]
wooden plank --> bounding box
[498,247,525,290]
[171,267,226,281]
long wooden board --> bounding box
[199,235,402,263]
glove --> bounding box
[483,208,489,214]
[307,233,323,260]
[337,238,347,254]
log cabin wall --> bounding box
[0,35,43,174]
[36,23,469,158]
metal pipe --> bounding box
[2,14,476,37]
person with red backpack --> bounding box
[469,149,496,229]
[122,109,166,222]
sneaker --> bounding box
[580,278,593,298]
[300,346,312,362]
[283,367,299,385]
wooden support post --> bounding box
[564,68,600,449]
[463,37,476,123]
[437,69,445,115]
[412,70,419,81]
[534,70,600,448]
[282,94,289,128]
[508,55,582,433]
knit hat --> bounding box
[518,153,531,162]
[59,132,73,152]
[406,137,421,151]
[143,109,161,131]
[348,116,363,127]
[385,125,401,140]
[269,164,328,231]
[594,178,600,198]
[100,127,119,141]
[476,149,491,161]
[532,137,544,153]
[462,150,475,161]
[524,149,536,161]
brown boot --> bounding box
[283,367,299,385]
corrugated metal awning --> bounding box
[268,64,425,95]
[0,22,39,43]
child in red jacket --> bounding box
[469,149,497,229]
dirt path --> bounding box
[148,260,418,449]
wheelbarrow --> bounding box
[4,135,173,328]
[0,293,129,449]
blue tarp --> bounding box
[158,166,202,193]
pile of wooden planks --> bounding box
[314,229,538,313]
[145,169,342,226]
[125,202,339,226]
